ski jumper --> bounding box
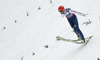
[60,8,85,42]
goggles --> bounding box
[60,10,65,13]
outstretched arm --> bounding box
[72,10,88,17]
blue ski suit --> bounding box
[67,14,85,41]
[60,8,85,42]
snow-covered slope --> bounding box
[0,0,100,60]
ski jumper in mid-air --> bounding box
[58,6,86,42]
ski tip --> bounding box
[56,36,59,38]
[56,36,59,39]
[90,35,93,39]
[56,36,60,41]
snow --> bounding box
[0,0,100,60]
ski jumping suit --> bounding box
[60,8,85,42]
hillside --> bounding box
[0,0,100,60]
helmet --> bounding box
[58,6,64,12]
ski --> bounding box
[56,36,93,44]
[73,36,92,44]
